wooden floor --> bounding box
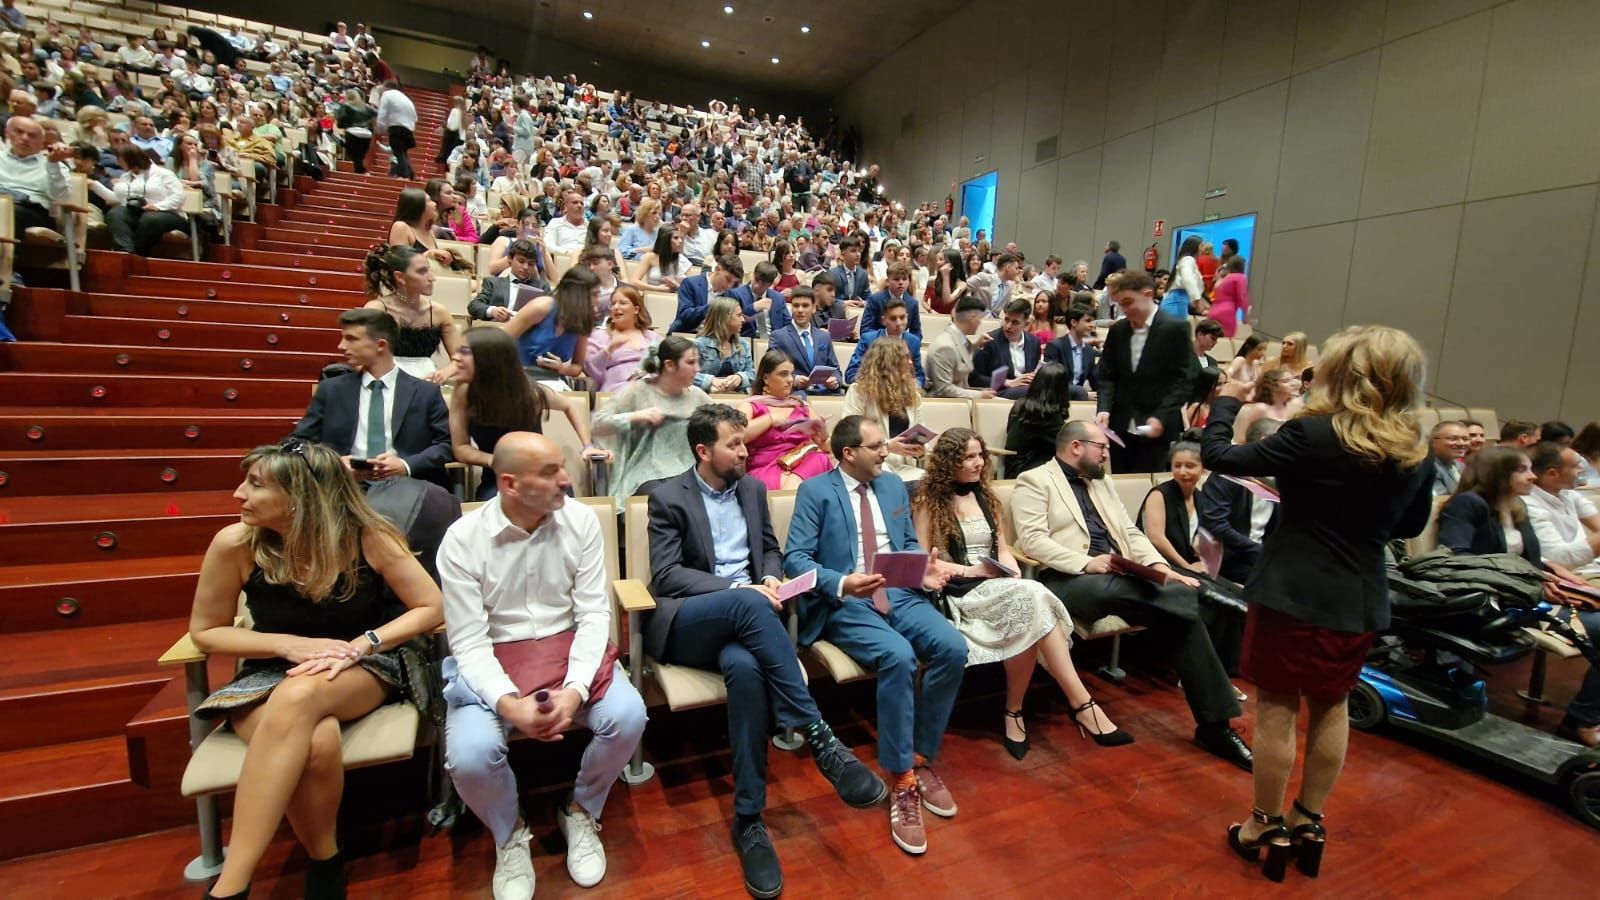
[2,645,1594,899]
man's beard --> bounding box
[715,460,746,483]
[1079,460,1106,480]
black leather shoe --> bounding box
[305,850,346,900]
[1195,725,1254,771]
[807,721,887,807]
[732,817,783,899]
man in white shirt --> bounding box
[1030,255,1061,294]
[924,297,996,400]
[117,33,157,70]
[373,80,417,178]
[1429,420,1469,496]
[440,432,646,899]
[0,115,73,233]
[542,189,589,254]
[1526,442,1600,581]
[681,202,716,266]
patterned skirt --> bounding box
[947,577,1073,667]
[194,651,406,720]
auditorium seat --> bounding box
[1468,407,1500,436]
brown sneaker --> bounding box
[914,765,957,818]
[889,780,926,855]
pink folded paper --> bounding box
[1103,428,1127,448]
[1219,474,1281,501]
[1194,527,1223,579]
[871,551,928,589]
[776,568,817,601]
[896,424,938,446]
[990,368,1008,391]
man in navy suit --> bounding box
[290,308,453,488]
[1043,304,1099,400]
[844,297,925,387]
[767,286,841,394]
[969,298,1041,399]
[783,415,965,857]
[862,261,922,336]
[645,406,885,896]
[669,253,743,334]
[826,234,871,307]
[726,260,791,338]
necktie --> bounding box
[800,329,814,368]
[856,483,890,614]
[366,380,386,459]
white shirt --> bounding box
[685,225,717,264]
[352,366,400,458]
[544,215,588,254]
[374,88,417,132]
[1526,486,1600,572]
[839,470,891,590]
[439,496,612,707]
[1031,272,1058,294]
[1248,495,1274,543]
[104,165,187,212]
[1007,335,1026,375]
[1129,323,1150,370]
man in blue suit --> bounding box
[669,253,743,334]
[766,286,841,394]
[726,260,791,338]
[970,298,1042,399]
[861,261,922,336]
[826,234,871,306]
[291,308,453,489]
[844,297,925,387]
[783,415,965,857]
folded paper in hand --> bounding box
[981,556,1019,578]
[807,365,838,385]
[872,551,928,589]
[776,568,817,602]
[896,424,938,446]
[1107,554,1170,585]
[511,283,546,312]
[990,368,1009,391]
[1219,474,1281,502]
[1194,527,1223,579]
[827,317,858,340]
[1104,428,1126,448]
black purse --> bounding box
[395,635,444,726]
[937,492,1002,604]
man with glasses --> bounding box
[1429,420,1470,496]
[1010,419,1254,771]
[784,415,965,856]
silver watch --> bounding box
[364,629,382,651]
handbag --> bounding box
[395,635,444,726]
[777,441,817,472]
[492,629,622,703]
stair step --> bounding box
[0,736,130,803]
[0,372,317,409]
[0,553,206,633]
[60,316,337,353]
[0,343,338,382]
[0,448,253,496]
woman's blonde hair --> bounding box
[1297,324,1427,467]
[1276,331,1309,371]
[857,337,920,420]
[699,296,742,344]
[240,442,408,602]
[634,197,661,223]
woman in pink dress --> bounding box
[1206,255,1250,337]
[736,348,835,490]
[584,286,659,392]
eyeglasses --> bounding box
[1079,440,1108,451]
[853,441,888,452]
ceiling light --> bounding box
[701,39,711,47]
[800,25,810,34]
[770,57,780,64]
[582,10,592,18]
[724,5,734,13]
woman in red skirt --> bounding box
[1200,325,1436,881]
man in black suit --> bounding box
[970,298,1041,399]
[1095,270,1199,473]
[1199,417,1282,584]
[1093,240,1126,290]
[645,405,885,898]
[1043,304,1099,400]
[467,238,547,322]
[1193,318,1224,373]
[291,308,454,489]
[766,287,841,394]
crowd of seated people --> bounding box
[0,7,401,255]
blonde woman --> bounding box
[841,337,926,481]
[189,441,443,899]
[1270,331,1311,381]
[1203,325,1435,881]
[71,104,110,149]
[693,296,754,393]
[618,197,661,260]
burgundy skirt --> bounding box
[1239,604,1374,701]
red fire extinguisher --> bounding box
[1143,243,1159,273]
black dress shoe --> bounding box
[733,817,783,899]
[1194,724,1253,771]
[305,850,346,900]
[807,721,887,807]
[1002,709,1030,760]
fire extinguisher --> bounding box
[1143,243,1159,273]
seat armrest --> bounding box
[615,579,657,612]
[986,447,1016,457]
[158,631,206,666]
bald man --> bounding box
[0,115,74,233]
[438,432,645,897]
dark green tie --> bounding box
[366,380,386,459]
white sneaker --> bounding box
[492,823,535,900]
[557,804,607,887]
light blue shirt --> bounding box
[617,222,657,259]
[694,469,751,583]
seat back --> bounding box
[769,489,798,545]
[642,290,677,330]
[543,391,595,496]
[972,398,1012,456]
[808,394,845,426]
[991,479,1018,548]
[578,495,623,646]
[1110,474,1156,522]
[920,397,972,437]
[432,275,471,318]
[1467,407,1499,438]
[623,494,651,584]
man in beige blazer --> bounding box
[1009,419,1253,771]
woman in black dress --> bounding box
[1201,325,1434,881]
[1002,362,1073,479]
[191,441,442,899]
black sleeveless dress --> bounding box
[195,558,408,718]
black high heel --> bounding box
[1290,799,1326,877]
[1071,699,1135,747]
[1228,807,1293,882]
[1002,709,1029,760]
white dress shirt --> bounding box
[838,470,891,587]
[374,88,418,132]
[1129,323,1150,369]
[439,496,612,707]
[352,366,400,458]
[1007,335,1026,375]
[1526,486,1600,574]
[1031,272,1058,294]
[544,215,588,254]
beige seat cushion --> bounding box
[1074,615,1143,639]
[1525,626,1584,659]
[181,702,420,797]
[809,639,873,683]
[650,659,729,711]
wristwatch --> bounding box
[363,629,382,652]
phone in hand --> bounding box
[349,458,376,470]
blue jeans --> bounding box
[820,589,967,773]
[442,657,647,846]
[662,587,821,815]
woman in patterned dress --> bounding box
[911,428,1133,759]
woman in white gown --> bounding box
[911,427,1134,759]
